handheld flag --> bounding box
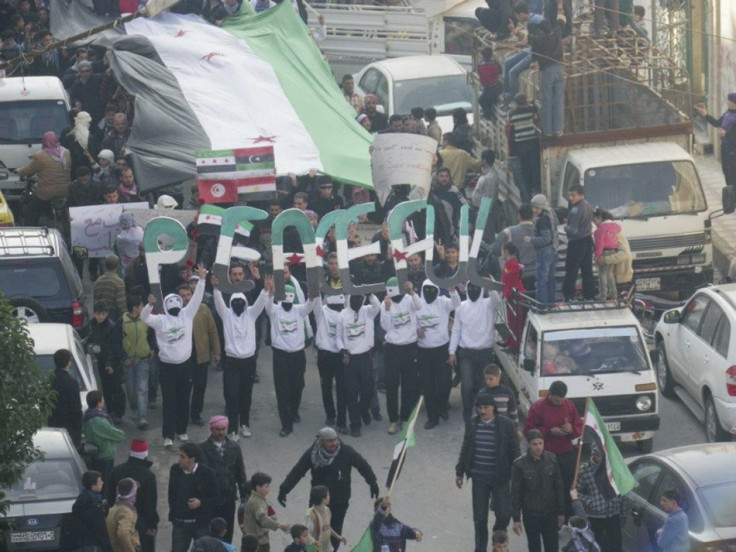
[582,398,636,495]
[197,146,277,204]
[385,397,423,490]
[350,526,373,552]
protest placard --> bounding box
[69,202,149,257]
[371,134,438,205]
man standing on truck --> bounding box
[523,380,582,517]
[562,184,595,301]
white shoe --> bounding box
[178,433,189,442]
[241,425,252,438]
[163,438,173,448]
[229,432,240,443]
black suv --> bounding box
[0,227,90,338]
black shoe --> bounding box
[325,417,336,426]
[452,373,461,387]
[279,428,292,437]
[337,425,350,435]
[424,420,439,430]
[372,411,383,422]
[191,417,204,426]
[440,409,449,421]
[361,412,371,425]
[293,413,301,423]
[350,428,361,437]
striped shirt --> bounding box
[471,420,497,477]
[509,105,538,146]
[478,385,519,423]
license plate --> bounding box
[636,277,661,292]
[10,531,55,543]
[606,421,621,432]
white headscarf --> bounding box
[74,111,92,150]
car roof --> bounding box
[25,323,73,354]
[565,142,694,172]
[530,305,640,331]
[0,76,68,102]
[32,427,76,458]
[362,55,466,80]
[700,283,736,307]
[443,0,486,19]
[646,443,736,488]
[0,227,64,259]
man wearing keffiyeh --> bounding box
[107,478,141,552]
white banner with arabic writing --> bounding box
[69,203,149,258]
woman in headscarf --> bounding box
[696,93,736,188]
[115,212,144,272]
[16,130,72,225]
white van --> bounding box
[495,297,660,452]
[0,76,71,201]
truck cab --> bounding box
[497,297,660,452]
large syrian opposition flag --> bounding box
[105,4,373,192]
[583,398,636,496]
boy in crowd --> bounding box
[371,497,423,552]
[242,472,290,552]
[477,364,519,425]
[90,301,125,424]
[82,390,124,483]
[284,524,310,552]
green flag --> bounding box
[350,527,374,552]
[385,398,421,487]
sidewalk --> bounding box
[693,153,735,281]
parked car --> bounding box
[654,283,736,442]
[623,443,736,552]
[26,323,100,413]
[2,428,86,551]
[354,55,473,134]
[0,227,89,338]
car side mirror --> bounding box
[522,358,535,373]
[723,185,736,215]
[662,310,681,324]
[86,343,101,355]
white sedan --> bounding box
[354,54,473,134]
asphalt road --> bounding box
[105,343,708,552]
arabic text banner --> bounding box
[69,203,149,257]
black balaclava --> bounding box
[423,286,438,304]
[467,283,482,302]
[350,295,365,312]
[231,298,246,316]
[328,303,344,312]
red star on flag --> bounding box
[392,249,408,262]
[252,135,277,143]
[316,245,326,258]
[286,252,304,265]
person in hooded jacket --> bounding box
[141,264,207,448]
[212,274,270,440]
[314,293,348,430]
[416,279,461,429]
[265,281,315,437]
[449,282,503,422]
[69,470,112,552]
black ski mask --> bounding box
[350,295,365,312]
[282,301,293,312]
[422,286,438,304]
[231,299,246,316]
[467,283,482,302]
[168,307,181,317]
[327,304,344,312]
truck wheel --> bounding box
[635,439,653,453]
[9,296,49,324]
[704,396,730,442]
[656,343,676,398]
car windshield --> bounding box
[583,161,707,219]
[36,354,85,389]
[541,327,649,376]
[393,75,472,116]
[0,264,62,298]
[0,100,69,144]
[5,458,82,502]
[699,483,736,527]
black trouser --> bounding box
[418,344,451,424]
[344,352,374,431]
[555,450,576,517]
[213,500,237,544]
[563,235,595,301]
[384,342,419,423]
[515,139,541,201]
[590,515,622,552]
[472,474,511,552]
[189,361,209,422]
[317,349,346,424]
[272,348,306,432]
[139,530,155,552]
[223,355,256,429]
[99,363,125,419]
[330,501,349,551]
[72,255,101,281]
[522,512,558,552]
[158,359,193,439]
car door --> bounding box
[687,301,725,402]
[668,294,710,383]
[652,469,702,545]
[516,323,539,411]
[623,460,664,552]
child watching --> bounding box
[83,390,124,484]
[194,517,236,552]
[477,46,502,119]
[241,534,259,552]
[656,489,689,552]
[477,364,519,425]
[501,242,525,351]
[242,472,290,552]
[305,485,346,552]
[491,530,510,552]
[371,497,422,552]
[284,525,310,552]
[592,207,621,301]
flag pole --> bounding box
[386,395,424,499]
[571,396,590,491]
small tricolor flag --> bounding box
[197,204,253,239]
[196,146,277,203]
[385,397,422,488]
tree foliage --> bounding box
[0,295,55,516]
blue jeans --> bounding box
[504,49,532,99]
[540,64,565,135]
[472,475,511,552]
[125,358,150,421]
[535,248,557,304]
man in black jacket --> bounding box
[199,415,248,544]
[107,439,159,552]
[47,349,83,447]
[68,470,112,552]
[278,427,379,551]
[168,442,218,552]
[511,429,565,552]
[455,392,520,552]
